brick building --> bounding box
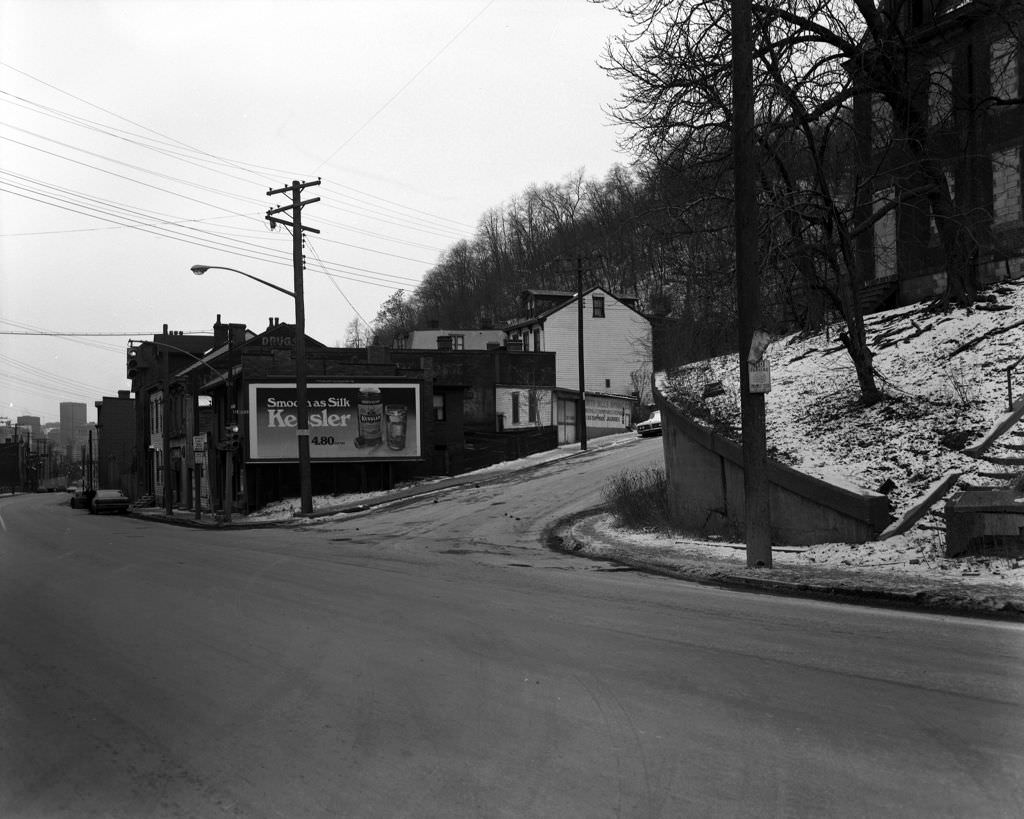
[855,1,1024,303]
[127,316,557,513]
[94,391,136,494]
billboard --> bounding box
[247,383,422,462]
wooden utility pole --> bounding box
[577,255,588,451]
[732,0,772,568]
[162,346,173,516]
[267,179,320,515]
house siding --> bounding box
[533,288,652,401]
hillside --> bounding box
[645,280,1024,590]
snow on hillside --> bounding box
[654,280,1024,590]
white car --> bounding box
[635,410,662,437]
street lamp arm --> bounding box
[190,265,295,299]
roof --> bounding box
[506,285,648,330]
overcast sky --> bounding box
[0,0,629,424]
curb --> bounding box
[128,510,282,530]
[546,512,1024,622]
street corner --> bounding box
[551,512,1024,620]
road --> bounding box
[2,436,1023,818]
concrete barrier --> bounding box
[656,389,890,546]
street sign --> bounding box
[748,359,771,393]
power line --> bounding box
[305,237,374,331]
[0,184,424,288]
[0,331,192,336]
[314,0,497,172]
[1,71,479,241]
[1,88,475,235]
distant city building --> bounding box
[60,402,89,460]
[95,391,136,493]
[16,415,42,440]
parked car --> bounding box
[89,489,130,515]
[70,488,92,509]
[636,410,662,437]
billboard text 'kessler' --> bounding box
[247,383,421,461]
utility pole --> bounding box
[732,0,772,568]
[266,179,320,516]
[576,255,588,451]
[162,346,173,516]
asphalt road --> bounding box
[2,437,1023,818]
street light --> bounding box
[190,265,295,298]
[189,263,313,516]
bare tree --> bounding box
[595,0,1024,402]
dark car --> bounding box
[89,489,130,515]
[635,410,662,437]
[70,488,92,509]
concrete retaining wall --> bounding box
[656,389,891,545]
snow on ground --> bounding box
[643,280,1024,594]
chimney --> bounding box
[229,323,247,347]
[214,314,228,347]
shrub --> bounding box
[602,467,673,532]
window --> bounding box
[928,61,952,126]
[605,379,611,389]
[592,295,605,318]
[533,329,541,351]
[451,334,465,350]
[150,395,163,436]
[991,37,1019,100]
[871,94,892,150]
[992,148,1022,225]
[433,393,446,421]
[528,391,538,423]
[873,188,897,279]
[511,392,521,424]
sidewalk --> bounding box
[130,433,638,528]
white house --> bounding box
[506,287,652,442]
[393,328,507,351]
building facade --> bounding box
[393,327,507,351]
[94,391,136,494]
[59,402,88,461]
[125,316,558,513]
[855,1,1024,303]
[506,287,653,441]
